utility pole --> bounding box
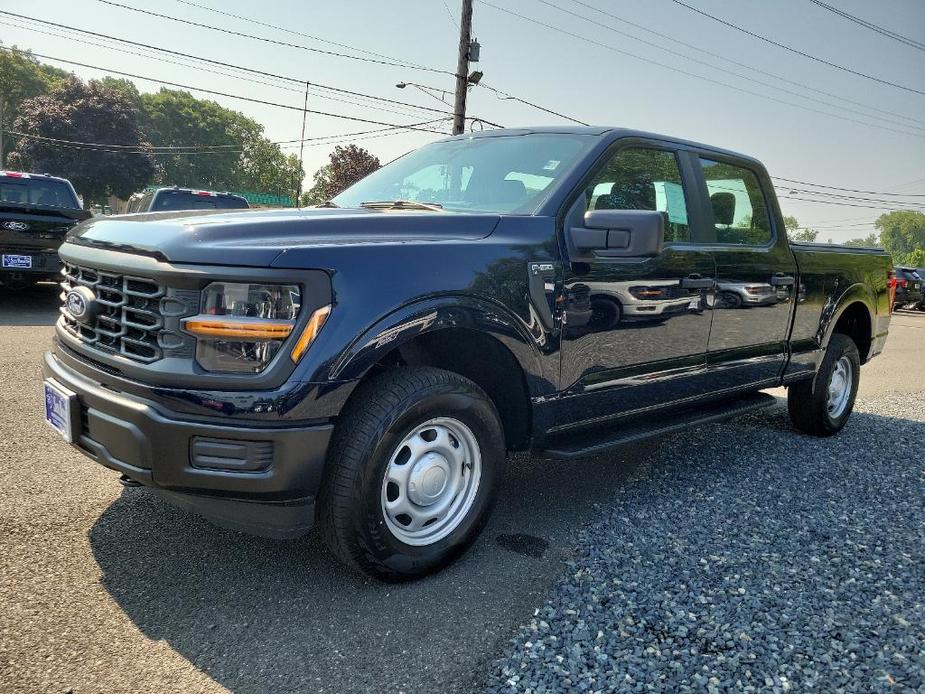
[0,99,5,168]
[295,81,309,208]
[452,0,474,135]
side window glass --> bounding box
[700,158,772,245]
[585,148,690,242]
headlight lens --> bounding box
[187,282,302,373]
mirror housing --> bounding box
[568,209,664,259]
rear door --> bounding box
[694,155,797,388]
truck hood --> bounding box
[64,207,502,266]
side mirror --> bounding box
[568,209,664,259]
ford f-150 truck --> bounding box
[1,170,89,289]
[41,127,892,581]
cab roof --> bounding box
[454,126,763,168]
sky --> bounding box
[1,0,923,241]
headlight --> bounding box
[183,282,305,373]
[628,286,669,300]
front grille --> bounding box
[60,262,198,364]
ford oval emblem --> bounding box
[3,221,30,231]
[66,289,88,318]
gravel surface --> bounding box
[486,394,925,693]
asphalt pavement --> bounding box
[0,285,922,693]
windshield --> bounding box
[152,191,249,211]
[0,176,80,209]
[332,134,593,214]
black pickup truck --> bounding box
[41,127,892,580]
[1,170,89,289]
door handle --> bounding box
[769,275,795,286]
[679,275,715,289]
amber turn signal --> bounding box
[290,305,332,363]
[183,318,295,339]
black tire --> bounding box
[787,333,860,437]
[720,291,742,309]
[588,296,622,331]
[319,366,505,581]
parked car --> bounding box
[715,279,781,308]
[42,127,892,581]
[124,187,249,213]
[1,170,90,290]
[892,266,923,310]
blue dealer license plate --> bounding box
[2,254,32,269]
[43,380,76,442]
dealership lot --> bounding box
[1,286,923,693]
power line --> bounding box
[773,176,925,197]
[479,1,925,139]
[3,121,450,156]
[172,0,434,68]
[807,0,925,52]
[4,121,449,151]
[0,12,455,118]
[777,187,925,209]
[477,82,588,125]
[98,0,455,76]
[557,0,925,129]
[0,46,452,134]
[779,195,923,211]
[668,0,925,96]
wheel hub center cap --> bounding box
[408,453,450,506]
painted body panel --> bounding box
[50,127,890,446]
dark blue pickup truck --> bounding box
[41,127,892,580]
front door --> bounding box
[697,155,798,388]
[555,145,716,431]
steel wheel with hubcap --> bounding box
[788,333,860,437]
[381,417,482,546]
[320,367,505,581]
[826,356,854,419]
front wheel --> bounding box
[319,367,505,581]
[787,333,860,436]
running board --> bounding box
[537,392,778,460]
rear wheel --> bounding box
[787,333,860,436]
[319,367,504,581]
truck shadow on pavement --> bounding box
[0,284,60,326]
[87,446,653,694]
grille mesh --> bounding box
[59,262,197,363]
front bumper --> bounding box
[42,350,334,538]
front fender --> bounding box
[328,294,553,396]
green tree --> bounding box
[8,76,155,203]
[301,164,333,206]
[842,233,880,248]
[302,145,381,205]
[876,210,925,266]
[782,216,818,242]
[138,88,302,196]
[139,89,249,190]
[0,46,68,166]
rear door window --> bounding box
[700,159,773,245]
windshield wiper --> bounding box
[360,199,444,212]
